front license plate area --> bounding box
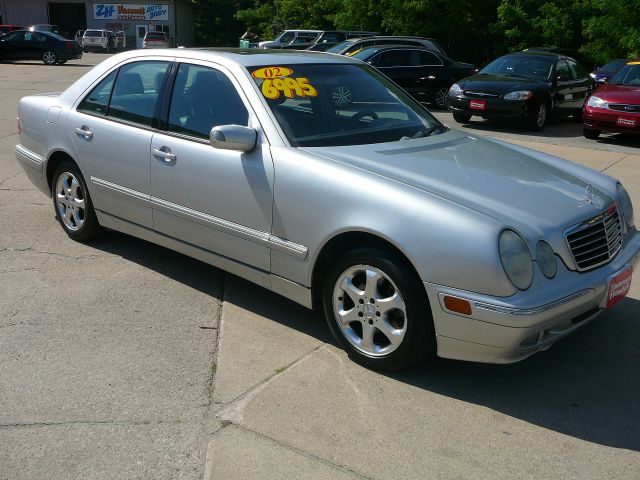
[617,117,637,127]
[604,266,633,308]
[469,100,486,111]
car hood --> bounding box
[594,84,640,103]
[457,74,547,94]
[302,131,611,231]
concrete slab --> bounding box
[212,276,330,404]
[1,419,221,480]
[203,426,362,480]
[219,327,640,479]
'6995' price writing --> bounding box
[261,77,317,100]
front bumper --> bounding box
[448,95,527,120]
[584,106,640,135]
[425,229,640,363]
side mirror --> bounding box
[210,125,257,152]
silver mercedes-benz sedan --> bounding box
[15,49,640,370]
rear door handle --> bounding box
[152,147,177,162]
[75,126,93,139]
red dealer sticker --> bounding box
[605,266,633,308]
[469,100,486,111]
[617,117,637,128]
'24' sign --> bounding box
[95,4,116,18]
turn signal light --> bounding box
[444,296,472,315]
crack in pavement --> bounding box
[602,154,630,173]
[215,344,326,424]
[205,424,377,480]
[0,171,21,187]
[0,419,190,429]
[206,275,226,413]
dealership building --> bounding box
[0,1,194,48]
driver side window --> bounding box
[167,64,249,140]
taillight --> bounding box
[66,41,75,49]
[16,117,21,135]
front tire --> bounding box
[322,248,435,371]
[583,127,601,139]
[52,162,100,241]
[452,111,471,123]
[42,50,57,65]
[527,101,547,131]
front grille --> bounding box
[464,90,499,98]
[566,204,623,271]
[609,103,640,113]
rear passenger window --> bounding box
[108,61,170,126]
[167,64,249,140]
[78,70,116,116]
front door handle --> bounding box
[152,147,176,162]
[75,126,93,139]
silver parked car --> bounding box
[15,49,640,370]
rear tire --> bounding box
[322,247,435,371]
[583,127,601,140]
[433,88,449,109]
[51,162,101,241]
[42,50,57,65]
[452,111,471,123]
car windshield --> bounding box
[84,30,102,37]
[609,63,640,85]
[248,63,443,147]
[600,60,627,72]
[326,40,353,53]
[146,32,166,39]
[480,55,554,80]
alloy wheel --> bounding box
[54,171,86,231]
[332,264,408,357]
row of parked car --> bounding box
[255,29,639,141]
[0,23,171,64]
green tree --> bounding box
[581,0,640,64]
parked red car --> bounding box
[584,60,640,139]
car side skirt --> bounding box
[95,210,313,309]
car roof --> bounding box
[354,45,439,58]
[103,48,361,67]
[503,51,567,60]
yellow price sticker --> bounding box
[627,61,640,65]
[251,66,294,79]
[261,77,318,100]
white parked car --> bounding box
[82,29,115,53]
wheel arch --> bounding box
[310,230,427,310]
[46,149,78,194]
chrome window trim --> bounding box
[90,176,308,259]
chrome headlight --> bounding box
[535,241,557,279]
[617,182,634,228]
[503,90,533,101]
[499,230,533,290]
[587,96,607,108]
[449,83,463,96]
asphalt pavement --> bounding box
[1,53,639,480]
